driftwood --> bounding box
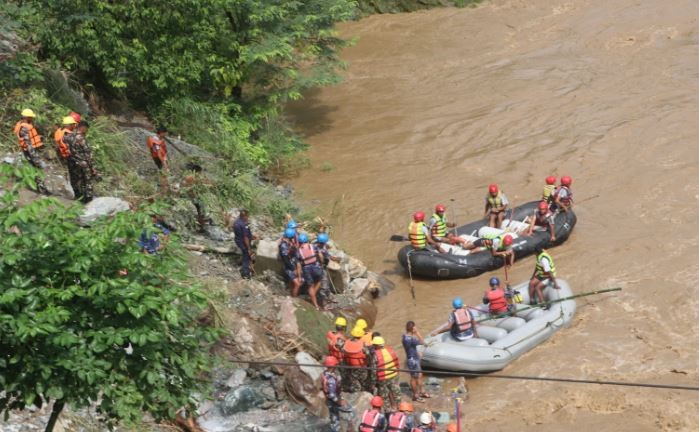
[184,243,239,254]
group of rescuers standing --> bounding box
[317,177,574,431]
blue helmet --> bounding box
[298,233,309,244]
[489,277,500,287]
[317,233,329,244]
[284,228,295,239]
[287,220,298,229]
[452,297,463,309]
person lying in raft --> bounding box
[525,200,556,242]
[430,297,478,341]
[462,233,515,267]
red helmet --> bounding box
[561,176,572,186]
[545,175,556,185]
[503,234,513,246]
[323,356,339,367]
[538,201,549,211]
[413,211,425,222]
[69,112,81,123]
[370,396,384,408]
[435,204,446,213]
[488,184,499,194]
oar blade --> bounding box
[390,234,408,241]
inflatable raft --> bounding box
[419,279,576,372]
[398,201,576,279]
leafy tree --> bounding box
[0,165,219,431]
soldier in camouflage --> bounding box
[64,120,98,203]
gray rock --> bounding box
[2,156,16,164]
[295,352,322,384]
[78,197,130,225]
[347,256,368,279]
[205,225,233,242]
[226,369,248,389]
[277,297,300,335]
[223,386,267,415]
[255,238,282,273]
[348,278,370,299]
[44,173,74,200]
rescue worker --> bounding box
[372,336,402,411]
[54,116,77,162]
[316,232,340,308]
[146,126,169,170]
[528,245,559,306]
[279,228,301,296]
[138,214,171,255]
[356,318,374,347]
[484,184,509,229]
[542,176,557,201]
[321,356,347,432]
[327,317,347,364]
[431,298,478,341]
[64,120,97,203]
[552,176,574,212]
[446,423,458,432]
[286,220,300,245]
[181,162,211,232]
[13,108,48,194]
[233,209,256,279]
[428,204,468,248]
[387,402,416,432]
[483,276,512,315]
[359,396,387,432]
[342,326,368,393]
[467,233,515,267]
[408,211,442,252]
[402,321,428,402]
[413,413,436,432]
[526,200,556,242]
[296,233,324,310]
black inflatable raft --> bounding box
[397,201,576,279]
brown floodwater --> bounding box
[289,0,699,430]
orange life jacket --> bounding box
[360,331,373,347]
[14,121,42,150]
[298,243,318,266]
[326,331,346,361]
[342,339,366,366]
[54,128,72,158]
[359,409,381,432]
[388,411,407,431]
[452,308,473,333]
[486,288,509,314]
[146,136,166,159]
[374,346,399,381]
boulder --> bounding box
[204,225,232,242]
[295,352,322,384]
[44,173,74,200]
[255,238,282,273]
[225,369,248,389]
[348,278,370,299]
[345,391,374,430]
[276,297,332,356]
[347,256,368,279]
[222,386,267,415]
[78,197,130,225]
[230,316,273,357]
[283,366,327,417]
[277,297,300,336]
[366,271,395,298]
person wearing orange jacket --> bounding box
[341,326,368,393]
[146,126,169,171]
[54,116,77,162]
[372,336,402,411]
[326,317,347,363]
[13,108,48,194]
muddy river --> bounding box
[290,0,699,430]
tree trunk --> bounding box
[44,400,65,432]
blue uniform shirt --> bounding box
[402,333,421,359]
[278,239,297,269]
[138,223,170,254]
[233,217,252,250]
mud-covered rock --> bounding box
[78,197,130,225]
[348,278,370,299]
[225,369,248,389]
[295,352,322,384]
[283,367,327,417]
[347,256,368,279]
[223,386,267,415]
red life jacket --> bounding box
[342,339,366,366]
[326,331,345,361]
[146,135,166,159]
[298,243,318,266]
[486,288,509,314]
[452,308,473,333]
[359,409,381,432]
[374,346,400,381]
[387,411,407,431]
[553,186,573,206]
[535,210,552,227]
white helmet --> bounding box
[420,412,433,425]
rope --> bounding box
[229,359,699,393]
[406,249,416,304]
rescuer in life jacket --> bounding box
[372,336,402,411]
[483,276,513,315]
[542,175,557,201]
[430,297,478,341]
[484,184,509,229]
[408,211,444,253]
[528,245,560,307]
[428,204,469,249]
[342,326,368,393]
[550,176,574,213]
[386,402,416,431]
[320,356,347,432]
[525,200,556,242]
[358,396,387,432]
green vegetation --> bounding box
[356,0,483,14]
[0,165,219,431]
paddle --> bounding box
[390,234,409,241]
[449,198,459,236]
[476,287,622,324]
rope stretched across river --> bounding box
[228,359,699,393]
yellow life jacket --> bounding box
[487,191,503,208]
[542,184,556,201]
[408,221,427,249]
[430,213,448,237]
[535,251,557,277]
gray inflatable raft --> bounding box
[419,279,576,372]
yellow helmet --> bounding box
[62,116,77,125]
[371,336,385,346]
[334,316,347,327]
[21,109,36,118]
[356,318,368,329]
[350,326,364,338]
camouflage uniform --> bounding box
[364,345,377,393]
[376,376,402,408]
[65,131,96,203]
[181,167,209,231]
[16,123,48,194]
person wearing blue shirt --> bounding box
[233,209,256,279]
[138,215,171,255]
[402,320,429,402]
[279,228,301,296]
